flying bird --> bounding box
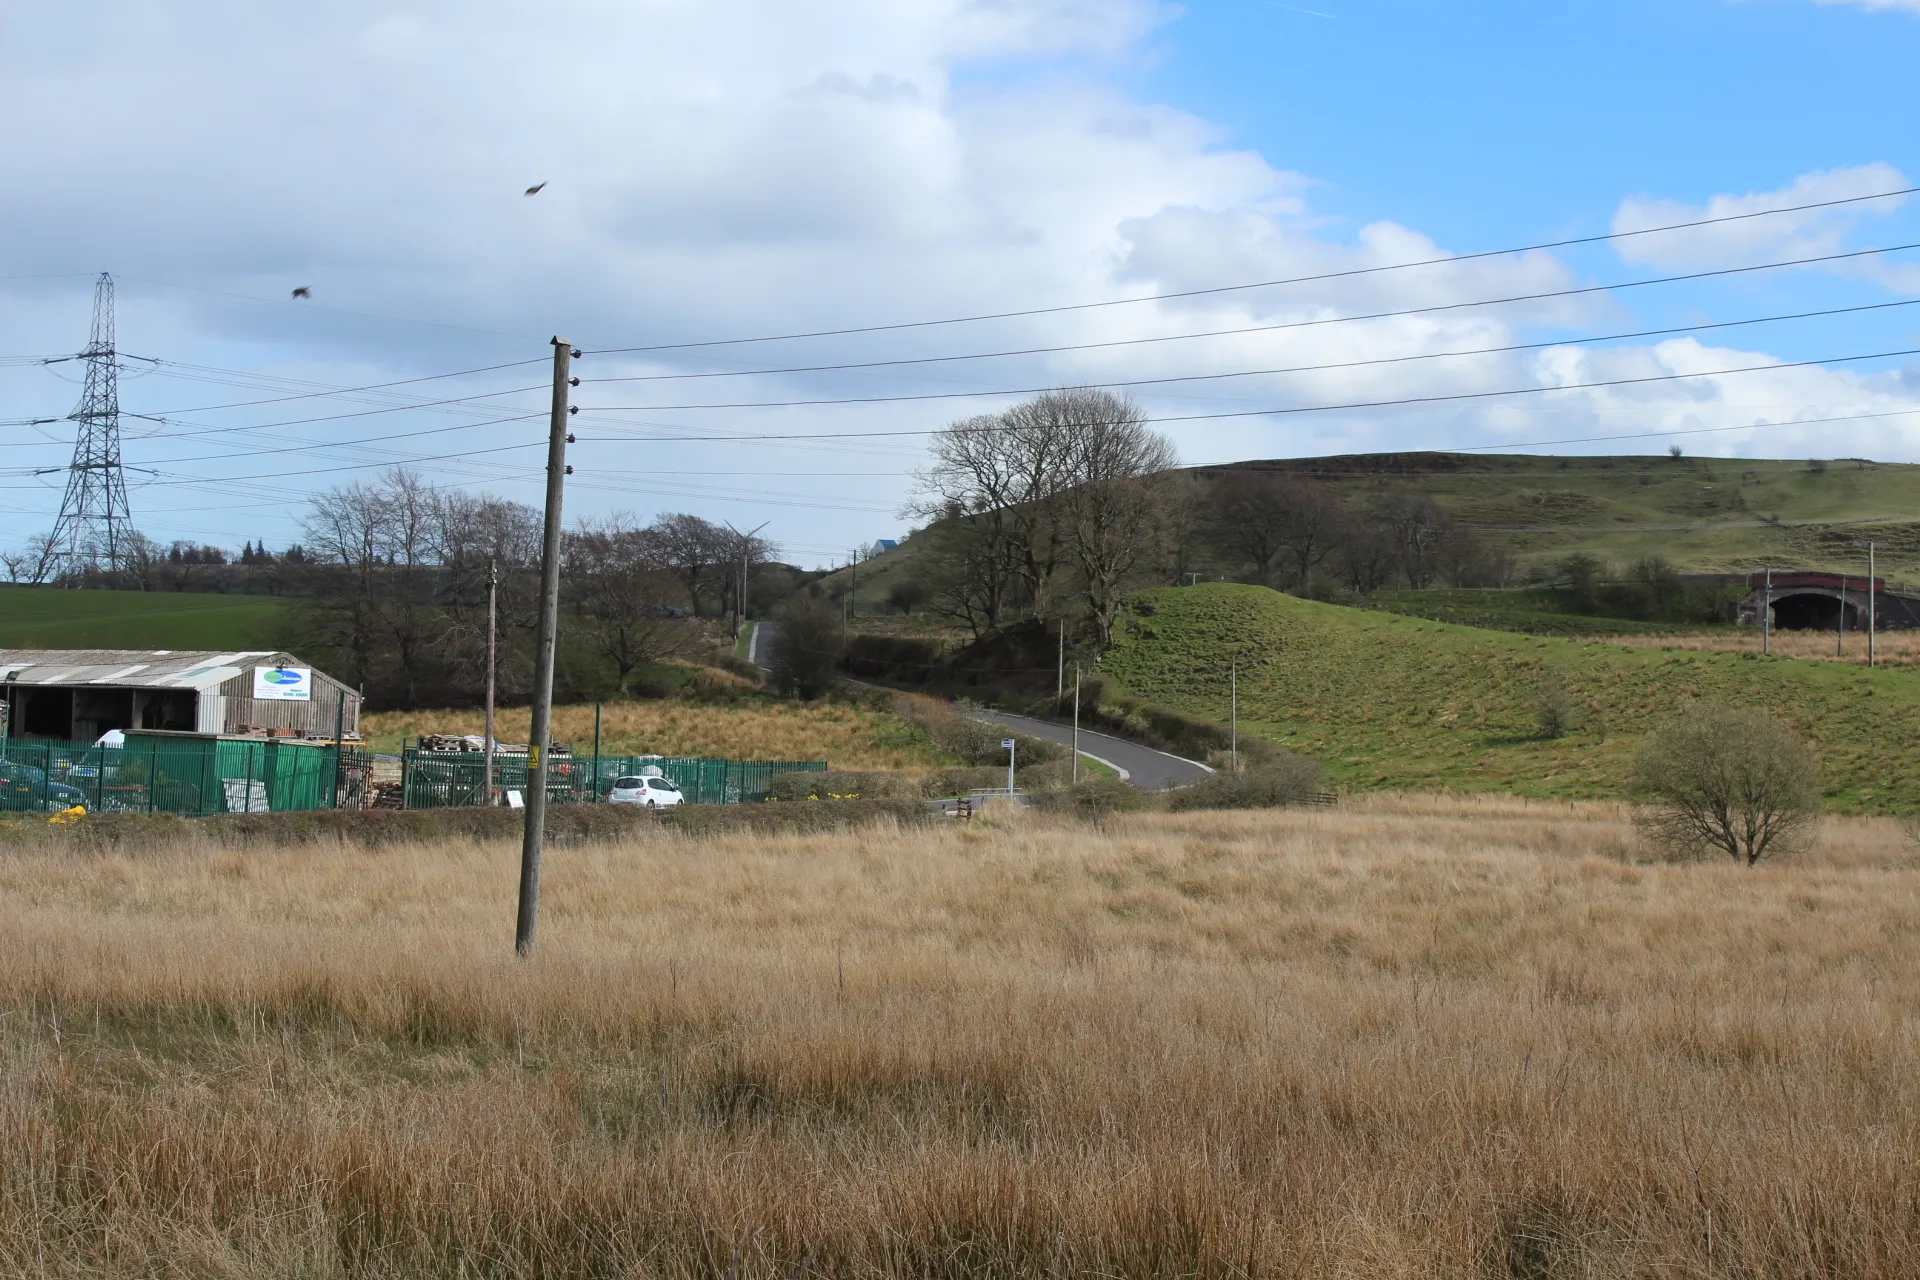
[291,287,311,299]
[524,182,546,196]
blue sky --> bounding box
[1,0,1916,565]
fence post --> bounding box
[245,742,257,815]
[332,693,345,809]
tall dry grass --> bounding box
[4,798,1919,1276]
[360,697,947,769]
[1597,627,1920,667]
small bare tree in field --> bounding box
[1634,703,1820,865]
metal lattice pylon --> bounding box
[46,272,133,577]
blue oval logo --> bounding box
[263,668,304,685]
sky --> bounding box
[2,0,1917,569]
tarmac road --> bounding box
[748,621,1207,791]
[961,707,1211,791]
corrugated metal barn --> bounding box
[0,649,360,742]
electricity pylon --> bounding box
[47,273,134,578]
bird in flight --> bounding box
[291,287,311,299]
[524,182,546,196]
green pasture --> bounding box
[0,587,295,651]
[1100,582,1920,814]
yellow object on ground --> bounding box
[47,804,86,824]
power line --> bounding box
[583,184,1920,354]
[578,248,1920,386]
[0,383,547,450]
[575,344,1920,444]
[129,355,550,415]
[583,293,1920,412]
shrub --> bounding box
[1165,753,1323,811]
[1536,672,1578,739]
[1035,777,1150,819]
[1633,702,1820,865]
[768,595,842,700]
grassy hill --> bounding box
[0,587,296,651]
[821,454,1920,622]
[1205,452,1920,579]
[1099,583,1920,814]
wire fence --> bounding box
[400,752,828,809]
[1,736,351,817]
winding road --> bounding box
[748,621,1208,790]
[959,707,1211,791]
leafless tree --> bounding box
[3,532,59,584]
[1380,493,1454,589]
[1207,472,1347,590]
[650,513,728,617]
[566,516,696,692]
[915,389,1175,643]
[911,414,1029,630]
[1332,522,1401,595]
[1056,391,1178,649]
[1206,471,1292,583]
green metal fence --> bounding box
[400,752,827,809]
[1,735,345,817]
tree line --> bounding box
[900,388,1513,650]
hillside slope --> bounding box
[1099,583,1920,813]
[0,587,295,650]
[1200,452,1920,578]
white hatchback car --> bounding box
[607,774,684,807]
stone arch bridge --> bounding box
[1737,572,1920,631]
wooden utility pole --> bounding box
[516,338,574,958]
[1762,567,1771,656]
[1056,623,1064,707]
[1230,659,1238,774]
[1071,666,1081,785]
[484,554,498,805]
[1838,573,1846,658]
[1866,542,1877,668]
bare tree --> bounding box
[1056,391,1178,649]
[1380,493,1453,589]
[566,518,696,692]
[1634,703,1820,865]
[1205,471,1292,584]
[910,414,1029,628]
[1210,472,1347,591]
[1332,522,1400,595]
[922,499,1024,639]
[650,513,727,617]
[3,532,59,584]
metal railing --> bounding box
[1,736,352,817]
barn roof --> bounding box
[0,649,298,693]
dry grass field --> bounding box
[359,697,947,769]
[4,797,1919,1277]
[1598,628,1920,667]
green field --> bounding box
[1099,582,1920,814]
[1357,588,1714,636]
[0,587,295,651]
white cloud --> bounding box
[1,2,1918,556]
[1809,0,1920,10]
[1611,164,1915,288]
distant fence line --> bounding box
[399,752,828,809]
[1,736,356,817]
[1,738,829,817]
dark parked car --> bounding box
[0,760,87,812]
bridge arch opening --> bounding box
[1771,591,1858,631]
